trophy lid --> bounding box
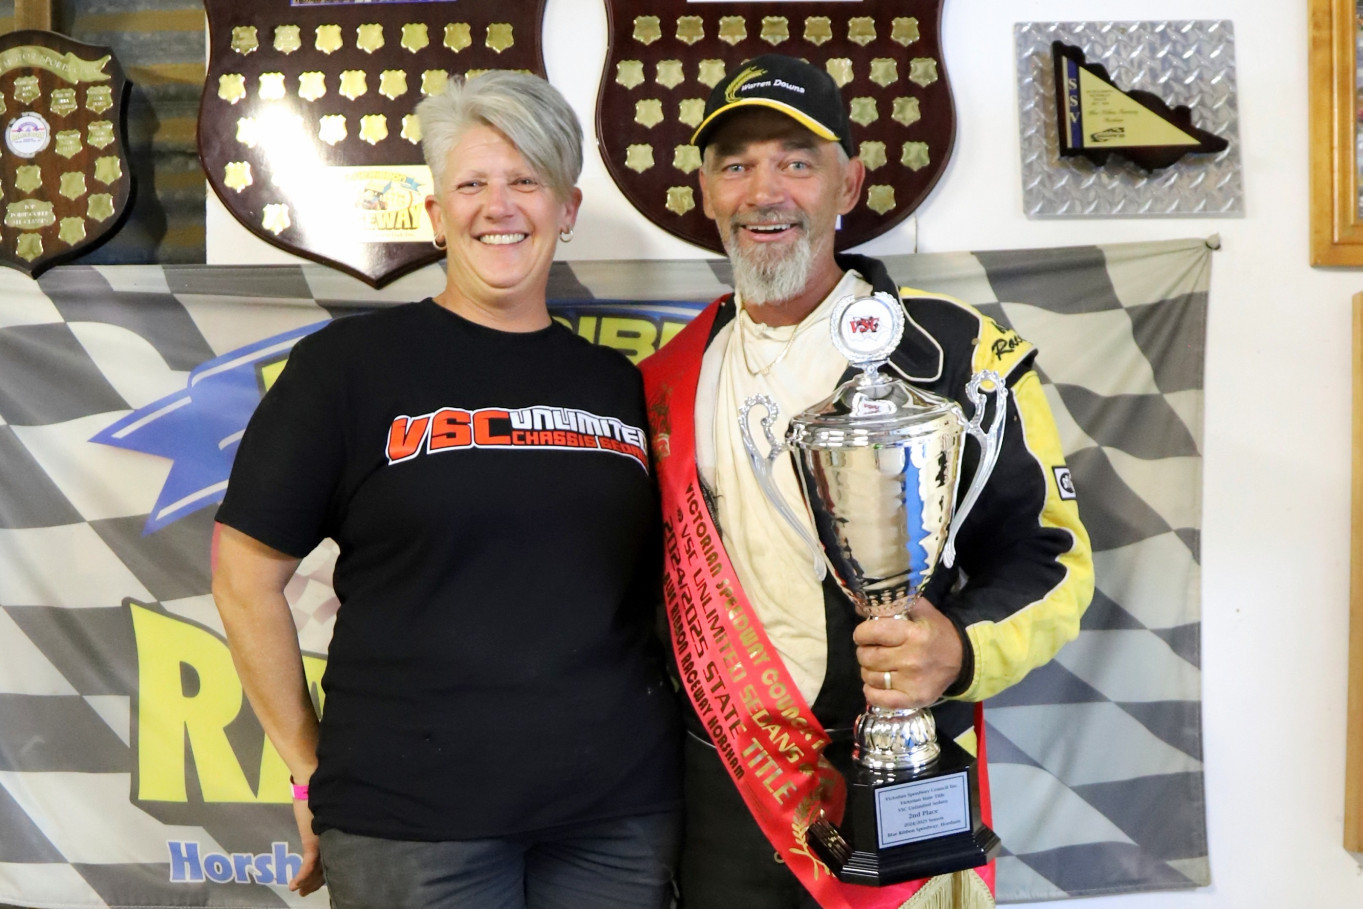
[788,294,963,448]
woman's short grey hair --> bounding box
[417,70,583,201]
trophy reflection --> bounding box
[739,294,1004,886]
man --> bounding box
[640,55,1094,909]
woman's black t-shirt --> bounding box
[217,299,680,840]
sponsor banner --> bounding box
[0,241,1208,906]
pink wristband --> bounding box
[290,779,309,800]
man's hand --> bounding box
[289,796,325,896]
[854,597,964,709]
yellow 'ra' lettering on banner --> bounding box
[129,603,326,804]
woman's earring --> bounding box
[432,235,447,250]
[558,226,574,243]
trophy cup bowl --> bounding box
[739,293,1006,885]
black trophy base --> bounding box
[806,738,1000,887]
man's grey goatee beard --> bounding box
[726,228,815,307]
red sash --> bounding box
[642,301,995,909]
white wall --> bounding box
[208,1,1363,905]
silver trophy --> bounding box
[739,292,1004,885]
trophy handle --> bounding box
[943,371,1009,567]
[738,395,827,581]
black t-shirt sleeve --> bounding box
[216,330,347,558]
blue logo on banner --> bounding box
[90,322,328,534]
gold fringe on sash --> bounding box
[895,870,995,909]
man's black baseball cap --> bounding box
[690,54,854,157]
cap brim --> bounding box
[690,98,841,149]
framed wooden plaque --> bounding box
[596,1,955,254]
[0,30,132,277]
[1309,0,1363,266]
[199,0,547,287]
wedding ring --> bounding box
[882,671,893,691]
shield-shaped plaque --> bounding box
[597,1,954,254]
[199,0,546,287]
[0,31,132,277]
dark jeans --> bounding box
[319,810,680,909]
[678,733,821,909]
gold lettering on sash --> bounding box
[666,186,695,216]
[616,60,644,90]
[866,185,895,215]
[224,161,252,192]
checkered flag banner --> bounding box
[0,236,1210,907]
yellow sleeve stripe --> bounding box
[958,370,1095,702]
[971,309,1034,378]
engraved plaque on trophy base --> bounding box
[808,739,999,886]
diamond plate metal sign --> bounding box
[1016,21,1242,218]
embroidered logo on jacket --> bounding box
[385,405,649,471]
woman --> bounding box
[212,71,680,909]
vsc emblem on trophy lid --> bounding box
[199,0,547,287]
[597,0,954,253]
[0,31,132,277]
[830,292,904,370]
